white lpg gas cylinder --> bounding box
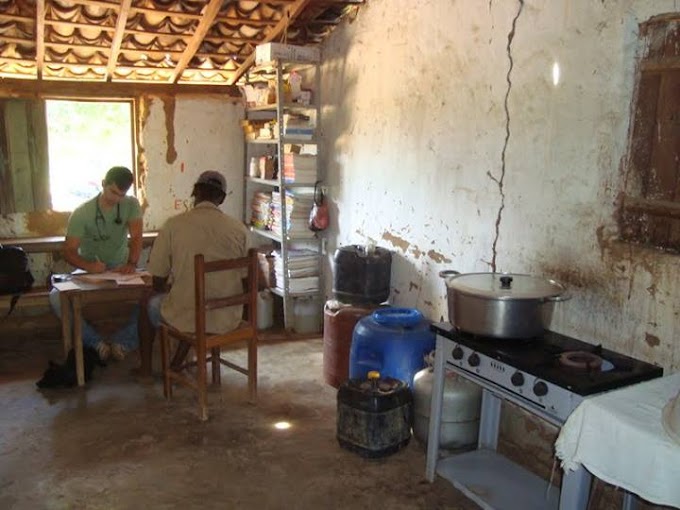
[412,366,483,449]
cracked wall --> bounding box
[320,0,679,373]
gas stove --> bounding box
[426,322,664,509]
[431,322,663,424]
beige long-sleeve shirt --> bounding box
[148,201,249,333]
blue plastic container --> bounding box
[349,308,435,387]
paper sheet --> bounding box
[73,270,150,285]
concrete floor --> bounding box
[0,332,477,510]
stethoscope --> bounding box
[94,194,122,241]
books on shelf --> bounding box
[283,154,316,183]
[250,191,272,229]
[272,249,319,293]
[283,113,315,139]
[270,191,316,239]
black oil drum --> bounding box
[336,371,413,458]
[333,245,392,305]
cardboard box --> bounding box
[255,43,321,64]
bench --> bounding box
[0,287,59,335]
[1,231,159,254]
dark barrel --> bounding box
[336,372,413,458]
[332,245,392,305]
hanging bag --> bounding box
[309,181,329,232]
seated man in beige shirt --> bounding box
[138,171,248,376]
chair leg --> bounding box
[247,334,258,403]
[211,347,221,386]
[160,327,172,399]
[196,340,208,421]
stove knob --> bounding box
[452,346,464,360]
[511,372,525,387]
[468,353,481,367]
[533,381,549,397]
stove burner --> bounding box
[559,351,603,371]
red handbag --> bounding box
[309,181,329,232]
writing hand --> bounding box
[89,261,107,273]
[113,263,136,274]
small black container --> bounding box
[333,245,392,305]
[336,372,413,458]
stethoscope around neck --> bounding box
[95,194,122,241]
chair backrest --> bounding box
[193,248,258,335]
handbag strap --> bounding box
[313,181,324,206]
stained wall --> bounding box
[320,0,679,373]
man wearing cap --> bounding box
[137,170,248,377]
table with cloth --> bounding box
[555,372,680,509]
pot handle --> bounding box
[439,270,460,279]
[545,293,572,302]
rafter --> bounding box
[170,0,223,83]
[36,0,46,79]
[44,19,116,32]
[229,0,314,85]
[106,0,132,80]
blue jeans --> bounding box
[147,293,167,329]
[49,288,140,351]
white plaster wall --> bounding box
[321,0,680,372]
[142,97,244,230]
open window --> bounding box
[0,98,135,214]
[620,14,680,252]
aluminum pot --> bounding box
[439,270,570,339]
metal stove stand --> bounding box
[425,334,639,510]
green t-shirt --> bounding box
[66,195,142,267]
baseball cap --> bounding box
[195,171,227,194]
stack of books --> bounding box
[270,191,316,239]
[272,249,319,294]
[250,192,272,229]
[283,113,315,140]
[283,154,316,183]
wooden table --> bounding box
[53,276,151,386]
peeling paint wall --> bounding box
[320,0,679,373]
[0,95,243,283]
[140,96,243,231]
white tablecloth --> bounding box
[555,372,680,508]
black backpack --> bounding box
[0,244,35,315]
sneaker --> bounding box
[96,341,111,361]
[110,343,127,361]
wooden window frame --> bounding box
[620,14,680,252]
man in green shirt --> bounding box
[49,166,143,361]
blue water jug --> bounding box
[349,308,435,387]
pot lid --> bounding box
[446,272,565,300]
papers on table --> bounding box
[71,270,150,286]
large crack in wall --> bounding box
[489,0,524,272]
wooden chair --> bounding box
[159,249,258,420]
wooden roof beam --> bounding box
[106,0,132,80]
[229,0,313,85]
[36,0,45,80]
[170,0,223,83]
[44,19,116,32]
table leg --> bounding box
[60,291,72,355]
[622,492,639,510]
[72,293,85,387]
[560,464,592,509]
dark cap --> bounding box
[195,171,226,194]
